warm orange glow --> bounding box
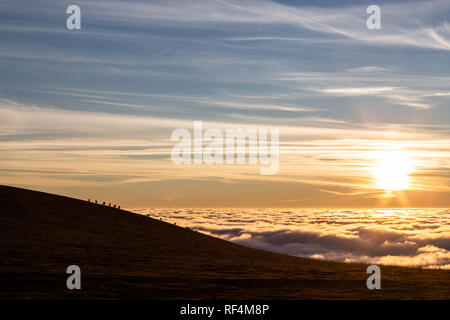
[372,150,413,191]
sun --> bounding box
[372,150,413,191]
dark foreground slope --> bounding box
[0,185,448,299]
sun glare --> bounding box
[372,150,413,191]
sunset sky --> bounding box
[1,0,449,207]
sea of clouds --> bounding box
[130,208,450,269]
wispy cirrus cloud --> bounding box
[79,0,450,51]
[315,86,434,109]
[318,86,399,96]
[1,97,450,200]
[3,0,449,51]
[346,66,391,73]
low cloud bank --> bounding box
[133,208,450,269]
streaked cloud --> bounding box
[81,0,450,51]
[1,97,450,208]
[319,86,398,96]
[346,66,391,73]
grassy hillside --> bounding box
[0,185,448,299]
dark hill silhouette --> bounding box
[0,185,448,299]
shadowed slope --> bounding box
[0,185,448,299]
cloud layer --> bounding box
[134,208,450,269]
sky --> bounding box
[0,0,449,207]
